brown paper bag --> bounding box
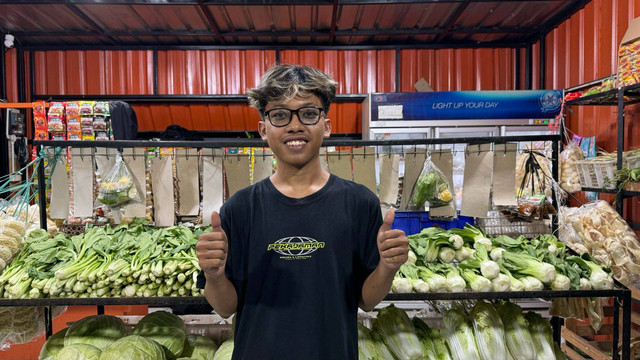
[202,149,224,226]
[461,144,493,218]
[327,150,353,181]
[400,147,427,210]
[430,150,456,218]
[151,154,175,226]
[224,154,251,199]
[493,143,518,206]
[379,154,400,206]
[253,149,273,184]
[50,155,69,220]
[122,148,147,220]
[176,149,200,216]
[71,147,94,218]
[352,147,377,194]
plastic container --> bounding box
[627,154,640,170]
[392,211,474,236]
[574,159,616,190]
[475,211,551,238]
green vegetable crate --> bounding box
[391,211,474,236]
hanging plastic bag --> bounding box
[560,141,584,193]
[98,153,141,207]
[408,154,454,210]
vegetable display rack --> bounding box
[0,134,630,360]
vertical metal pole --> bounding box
[525,44,532,90]
[613,297,620,360]
[550,316,563,347]
[29,50,35,102]
[275,48,280,65]
[616,88,624,215]
[514,47,521,90]
[17,48,24,103]
[152,49,158,95]
[551,139,559,233]
[37,145,47,231]
[539,36,545,89]
[395,48,401,92]
[622,291,632,360]
[44,306,53,338]
[97,305,104,315]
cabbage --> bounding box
[53,344,101,360]
[525,311,555,360]
[181,334,218,360]
[371,304,423,360]
[99,335,167,360]
[212,339,234,360]
[496,301,535,360]
[471,301,506,360]
[133,311,187,359]
[64,315,126,351]
[412,317,452,360]
[358,323,379,360]
[39,327,68,360]
[442,309,480,360]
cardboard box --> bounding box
[618,16,640,87]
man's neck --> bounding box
[270,159,330,199]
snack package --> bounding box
[95,131,109,141]
[47,102,64,116]
[50,132,66,141]
[81,116,93,128]
[79,101,94,115]
[93,101,109,115]
[34,116,47,129]
[47,115,65,133]
[34,130,48,141]
[559,200,640,287]
[32,101,46,117]
[82,134,95,141]
[81,127,94,136]
[93,116,107,130]
[408,154,454,209]
[560,142,584,193]
[68,131,82,141]
[98,153,141,206]
[65,101,79,116]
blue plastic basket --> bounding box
[391,211,474,236]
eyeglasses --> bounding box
[263,106,324,127]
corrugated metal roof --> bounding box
[0,0,590,48]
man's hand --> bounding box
[377,208,409,271]
[196,212,228,279]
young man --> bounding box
[196,65,408,360]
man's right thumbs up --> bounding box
[196,211,228,279]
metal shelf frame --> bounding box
[12,134,629,360]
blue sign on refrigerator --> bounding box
[370,90,563,121]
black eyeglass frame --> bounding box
[263,106,325,127]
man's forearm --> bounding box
[359,265,396,312]
[203,274,238,318]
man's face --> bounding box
[258,95,331,169]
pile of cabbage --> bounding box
[38,311,227,360]
[391,224,614,294]
[360,302,564,360]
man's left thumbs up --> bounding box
[377,208,409,271]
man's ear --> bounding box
[323,118,332,139]
[258,121,268,141]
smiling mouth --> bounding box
[285,140,308,148]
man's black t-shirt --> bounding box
[197,174,382,360]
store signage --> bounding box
[371,90,562,121]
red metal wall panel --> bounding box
[4,48,18,102]
[34,50,154,95]
[399,48,516,92]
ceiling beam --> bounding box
[63,2,120,45]
[434,0,470,43]
[11,26,536,38]
[328,0,339,44]
[0,0,573,3]
[196,0,225,44]
[528,0,592,43]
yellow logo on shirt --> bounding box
[267,236,325,260]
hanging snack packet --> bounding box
[68,131,82,141]
[93,101,109,115]
[65,101,80,116]
[98,153,141,206]
[79,101,94,115]
[93,116,107,130]
[559,141,584,193]
[409,154,454,209]
[32,101,46,117]
[95,131,109,141]
[48,102,64,115]
[47,115,65,133]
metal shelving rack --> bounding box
[0,134,632,360]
